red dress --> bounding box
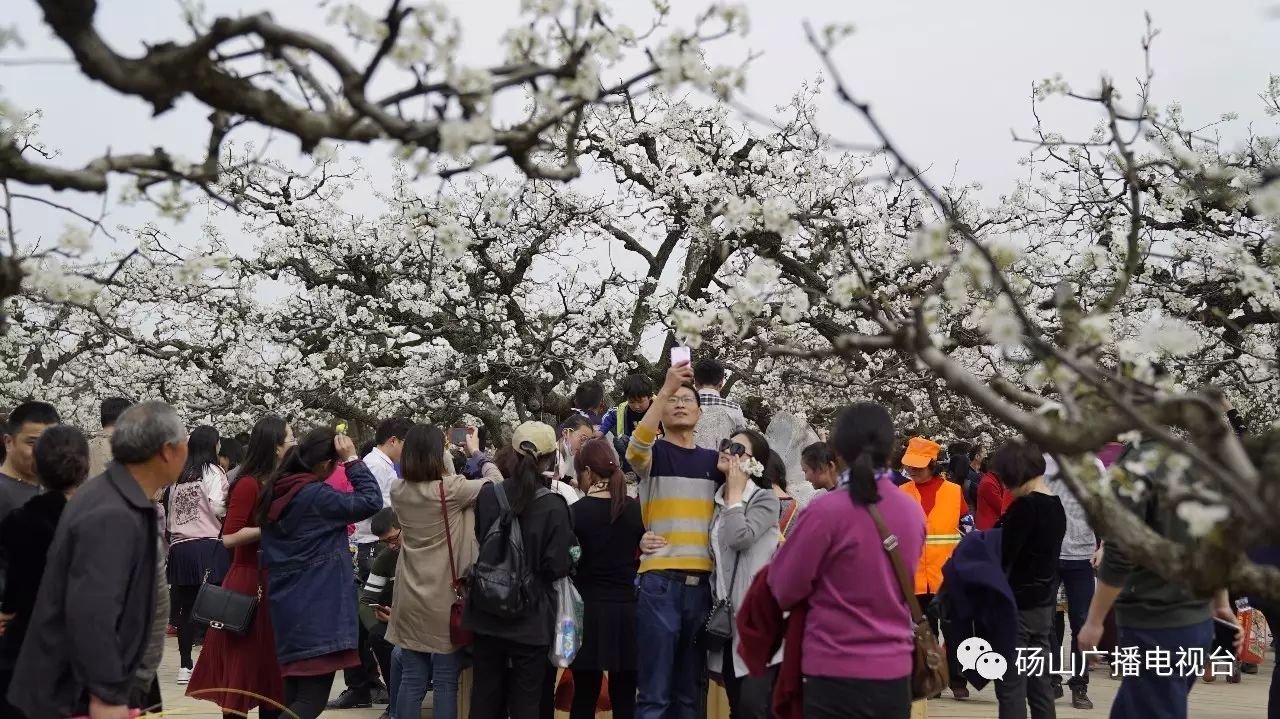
[187,475,287,713]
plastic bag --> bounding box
[549,576,584,668]
[1239,608,1270,665]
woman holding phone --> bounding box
[389,424,499,719]
[257,427,382,719]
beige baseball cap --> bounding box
[511,421,557,458]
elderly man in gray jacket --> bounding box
[1044,454,1102,710]
[8,401,188,719]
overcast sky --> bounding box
[5,0,1277,260]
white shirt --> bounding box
[353,446,397,545]
[550,477,581,505]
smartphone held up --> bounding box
[670,346,691,367]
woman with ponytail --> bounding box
[568,438,645,719]
[165,424,229,684]
[465,421,574,719]
[767,403,927,719]
[257,427,383,719]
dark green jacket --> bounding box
[358,546,398,631]
[1097,444,1211,630]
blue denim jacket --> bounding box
[261,460,383,664]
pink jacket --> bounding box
[167,465,228,543]
[327,464,356,536]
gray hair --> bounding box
[111,401,186,464]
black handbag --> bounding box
[191,569,259,635]
[700,554,740,652]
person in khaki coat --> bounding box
[388,425,499,719]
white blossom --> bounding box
[761,196,797,235]
[1252,180,1280,219]
[979,294,1023,350]
[451,67,492,96]
[57,225,93,254]
[438,118,494,159]
[1137,316,1201,357]
[778,287,809,323]
[722,196,759,232]
[827,272,863,308]
[1077,314,1112,344]
[434,220,473,260]
[1176,501,1230,538]
[909,223,952,264]
[672,308,712,348]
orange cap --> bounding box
[901,437,942,469]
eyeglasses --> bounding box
[718,439,751,457]
[669,396,698,407]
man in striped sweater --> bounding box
[627,360,725,719]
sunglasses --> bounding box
[718,439,750,457]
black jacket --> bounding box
[6,463,161,718]
[464,481,573,646]
[0,491,67,666]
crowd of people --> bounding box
[0,356,1268,719]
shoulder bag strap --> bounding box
[726,554,741,599]
[438,480,459,588]
[779,501,798,536]
[494,481,511,514]
[867,502,927,625]
[716,508,742,601]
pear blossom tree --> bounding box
[3,3,1279,600]
[0,0,749,315]
[669,24,1280,597]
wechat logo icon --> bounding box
[957,637,1008,681]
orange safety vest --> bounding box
[900,479,964,595]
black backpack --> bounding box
[471,481,551,618]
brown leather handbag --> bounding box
[868,503,949,700]
[439,479,473,646]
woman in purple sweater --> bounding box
[768,403,926,719]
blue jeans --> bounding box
[1110,620,1212,719]
[390,647,401,719]
[397,648,451,719]
[635,571,712,719]
[1052,559,1096,688]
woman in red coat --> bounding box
[188,415,293,717]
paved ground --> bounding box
[161,638,1271,718]
[924,664,1271,718]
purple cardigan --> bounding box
[768,477,926,680]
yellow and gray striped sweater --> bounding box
[626,425,723,573]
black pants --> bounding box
[1050,558,1095,690]
[285,672,336,719]
[570,670,637,719]
[721,647,777,719]
[803,675,911,719]
[171,583,202,669]
[918,593,964,685]
[0,665,17,719]
[470,634,550,719]
[343,542,382,694]
[995,605,1056,719]
[541,660,556,719]
[133,677,163,715]
[368,621,395,689]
